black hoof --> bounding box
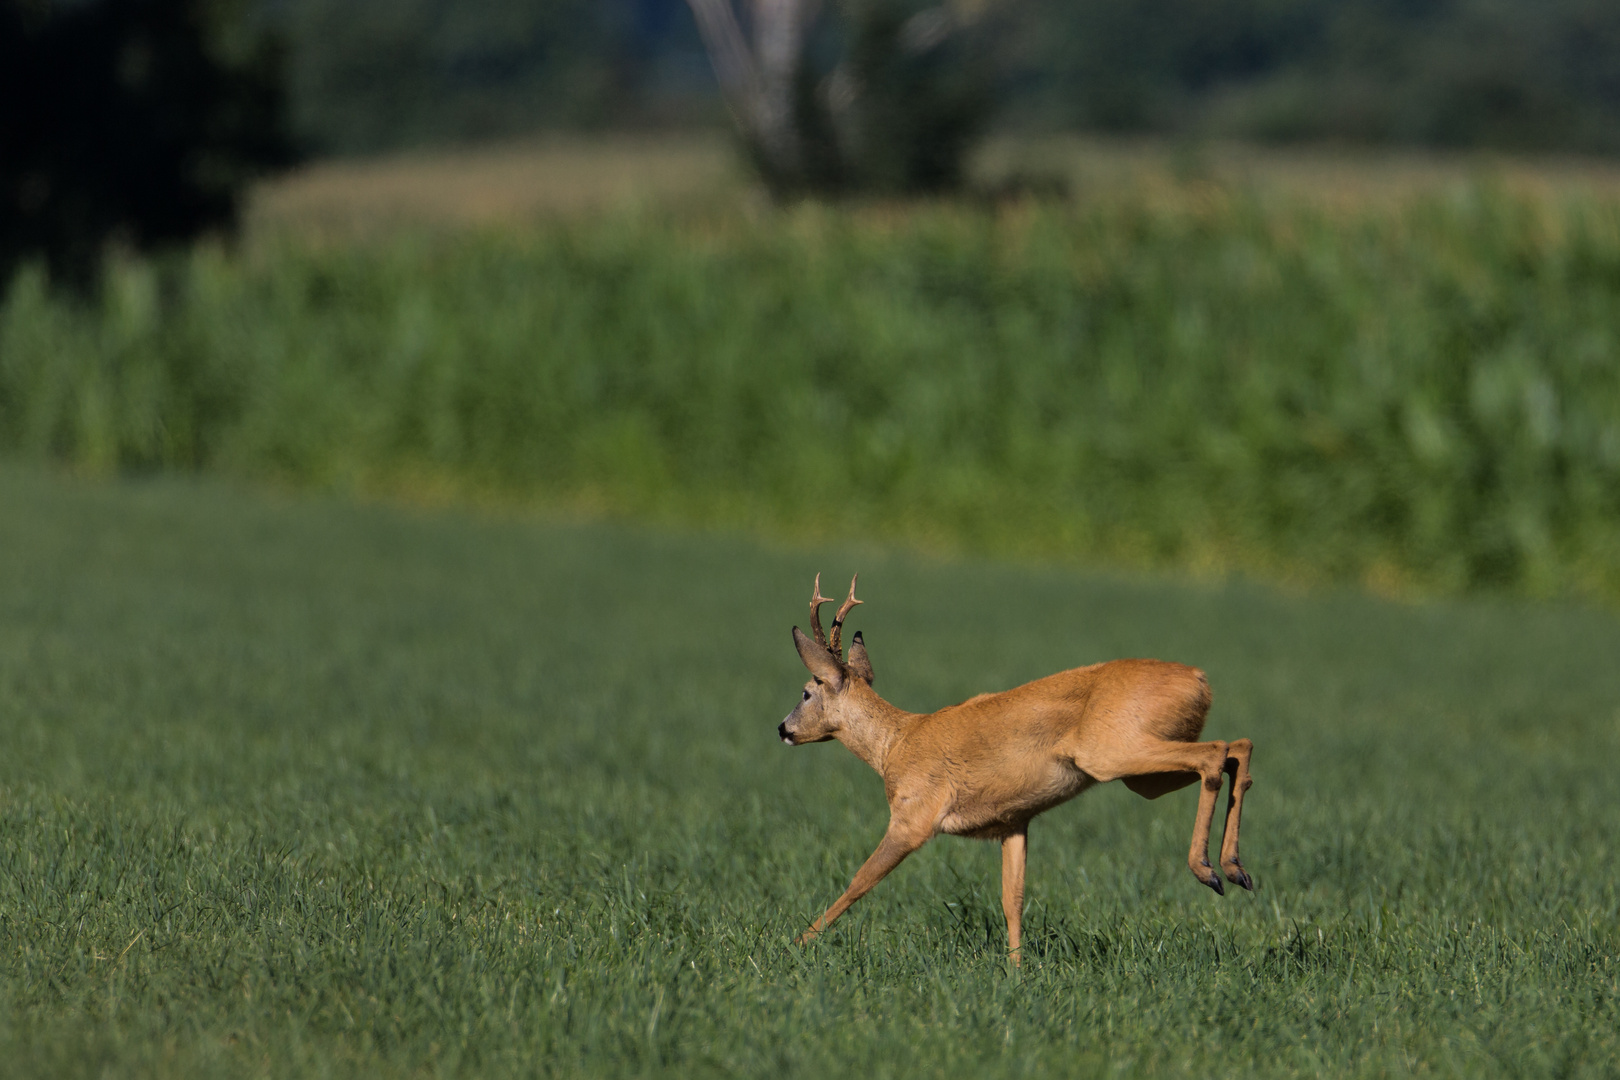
[1203,873,1225,896]
[1229,868,1254,891]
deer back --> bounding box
[881,659,1212,831]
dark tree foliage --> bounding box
[284,0,711,154]
[1030,0,1620,152]
[0,0,294,293]
[260,0,1620,160]
[831,0,1008,194]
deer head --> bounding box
[779,574,875,745]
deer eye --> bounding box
[802,689,812,701]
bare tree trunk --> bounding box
[686,0,822,189]
[687,0,1005,196]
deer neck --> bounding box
[834,683,919,775]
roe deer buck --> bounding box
[778,575,1254,961]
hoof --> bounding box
[1224,863,1254,891]
[1196,862,1225,895]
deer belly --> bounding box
[938,759,1094,838]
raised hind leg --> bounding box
[1092,739,1231,894]
[1219,738,1255,890]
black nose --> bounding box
[778,721,790,742]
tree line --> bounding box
[5,0,1620,289]
[278,0,1620,158]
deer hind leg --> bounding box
[1219,738,1255,891]
[1100,739,1230,895]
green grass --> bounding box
[1,464,1617,1077]
[6,186,1620,602]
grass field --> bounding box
[244,135,1620,236]
[246,136,745,240]
[1,464,1617,1077]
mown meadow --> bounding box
[1,466,1616,1078]
[5,179,1620,600]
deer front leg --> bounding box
[796,821,930,945]
[1001,827,1027,965]
[1219,738,1255,890]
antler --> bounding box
[809,573,835,649]
[829,575,861,658]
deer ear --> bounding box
[792,626,844,688]
[846,631,874,684]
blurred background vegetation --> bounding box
[4,0,1620,604]
[269,0,1620,159]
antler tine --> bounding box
[829,574,862,658]
[809,573,835,648]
